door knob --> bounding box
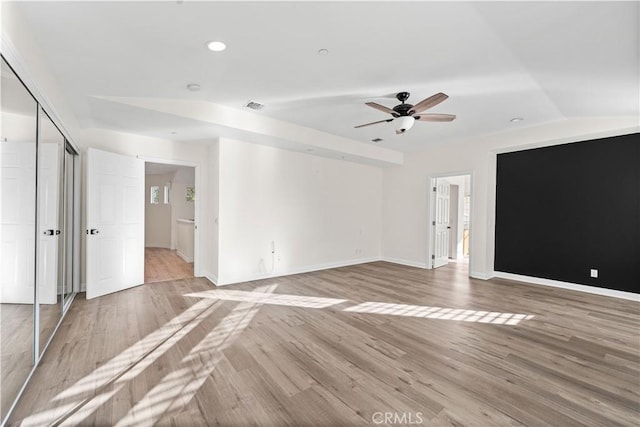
[88,229,99,235]
[43,229,54,236]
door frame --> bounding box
[427,170,474,274]
[138,156,201,277]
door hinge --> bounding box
[433,186,437,192]
[432,221,436,226]
[431,254,435,259]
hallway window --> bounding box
[186,186,195,202]
[150,186,160,204]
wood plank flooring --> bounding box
[1,299,62,421]
[7,262,640,426]
[1,304,33,421]
[144,247,194,283]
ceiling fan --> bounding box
[355,91,456,135]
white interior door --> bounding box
[86,148,144,299]
[37,142,61,304]
[0,142,36,304]
[433,179,450,268]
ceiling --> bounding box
[13,1,639,154]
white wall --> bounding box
[169,168,195,250]
[215,137,382,285]
[145,173,172,248]
[203,140,220,282]
[382,118,639,278]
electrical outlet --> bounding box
[590,269,598,278]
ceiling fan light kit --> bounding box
[355,91,456,135]
[396,116,415,134]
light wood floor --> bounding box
[1,299,63,421]
[1,304,33,421]
[8,262,640,426]
[144,247,194,283]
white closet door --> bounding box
[37,142,61,304]
[0,142,36,303]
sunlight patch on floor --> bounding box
[184,289,347,309]
[114,284,277,427]
[343,302,534,325]
[23,298,223,426]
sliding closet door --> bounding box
[62,144,78,306]
[0,58,37,422]
[36,108,64,354]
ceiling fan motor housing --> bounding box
[393,103,414,116]
[393,91,413,116]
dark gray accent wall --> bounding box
[495,133,639,294]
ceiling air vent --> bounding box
[244,101,265,110]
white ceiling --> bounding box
[14,1,639,154]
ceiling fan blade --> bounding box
[414,113,456,122]
[354,118,394,128]
[410,92,449,114]
[365,102,396,115]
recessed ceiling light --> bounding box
[510,117,524,123]
[187,83,201,92]
[206,41,226,52]
[317,48,329,56]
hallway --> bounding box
[144,247,194,283]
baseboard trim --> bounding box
[470,271,492,280]
[201,271,218,286]
[492,271,639,301]
[176,250,194,263]
[380,257,429,269]
[216,257,382,286]
[145,245,172,250]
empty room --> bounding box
[0,1,638,426]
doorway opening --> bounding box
[429,173,472,274]
[144,162,196,283]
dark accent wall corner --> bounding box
[494,133,640,294]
